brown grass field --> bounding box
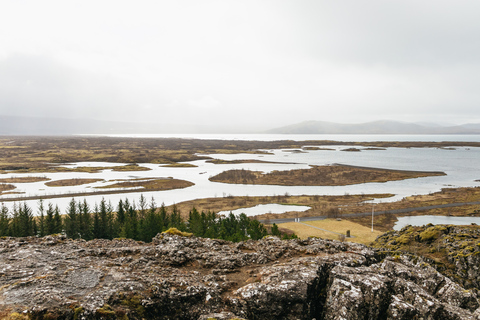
[278,219,384,245]
[0,176,50,183]
[0,183,16,193]
[45,178,104,187]
[96,177,194,191]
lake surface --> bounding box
[393,215,480,230]
[2,134,480,213]
[217,204,311,217]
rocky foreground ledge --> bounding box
[0,234,480,320]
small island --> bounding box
[209,164,446,186]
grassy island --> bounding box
[209,164,446,186]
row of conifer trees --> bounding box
[0,195,294,242]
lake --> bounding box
[393,215,480,230]
[2,134,480,213]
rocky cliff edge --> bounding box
[0,234,479,319]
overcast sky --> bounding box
[1,0,480,130]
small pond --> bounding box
[217,204,311,217]
[393,215,480,230]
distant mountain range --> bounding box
[265,120,480,134]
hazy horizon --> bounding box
[1,1,480,130]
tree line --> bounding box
[0,195,295,242]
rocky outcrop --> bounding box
[373,224,480,291]
[0,234,479,319]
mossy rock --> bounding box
[419,228,440,242]
[162,227,193,237]
[96,304,116,319]
[396,234,411,245]
[6,313,29,320]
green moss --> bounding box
[162,227,193,237]
[96,304,116,319]
[121,294,145,317]
[396,234,411,245]
[73,307,84,320]
[7,313,29,320]
[419,227,441,242]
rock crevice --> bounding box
[0,234,479,319]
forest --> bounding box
[0,195,294,242]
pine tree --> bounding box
[117,199,125,224]
[37,200,45,237]
[169,204,184,230]
[271,223,281,237]
[9,203,20,237]
[158,203,168,231]
[45,203,55,235]
[53,205,63,234]
[188,207,204,237]
[247,219,267,240]
[92,204,101,239]
[141,197,160,242]
[64,198,79,239]
[18,202,34,237]
[78,199,93,240]
[0,204,10,236]
[96,198,113,239]
[121,202,138,240]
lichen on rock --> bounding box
[0,234,479,319]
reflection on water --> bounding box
[393,215,480,230]
[217,204,311,217]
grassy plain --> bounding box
[0,184,15,192]
[278,219,383,245]
[96,178,194,191]
[0,176,50,183]
[45,178,104,187]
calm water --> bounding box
[218,204,311,217]
[393,215,480,230]
[2,134,480,213]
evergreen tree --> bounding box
[169,204,185,230]
[0,204,9,236]
[53,205,63,234]
[117,199,125,224]
[92,204,101,239]
[203,211,218,239]
[121,202,138,240]
[271,223,281,237]
[18,202,34,237]
[95,198,114,239]
[106,201,115,239]
[247,219,267,240]
[45,203,55,235]
[32,219,38,237]
[9,203,20,237]
[37,200,45,237]
[188,207,204,237]
[141,197,160,242]
[78,199,93,240]
[64,198,79,239]
[158,203,168,231]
